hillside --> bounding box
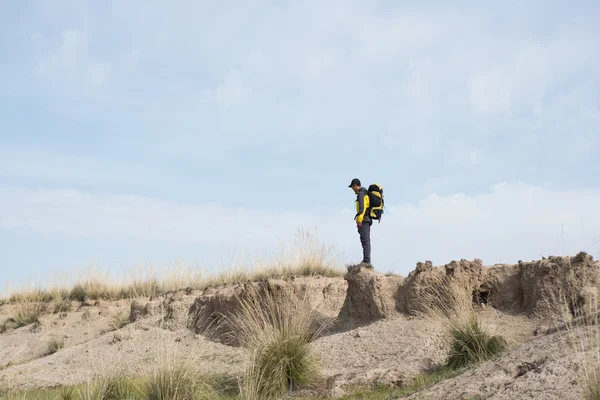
[1,253,599,399]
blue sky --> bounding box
[1,0,600,293]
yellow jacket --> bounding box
[354,187,371,223]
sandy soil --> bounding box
[1,256,597,398]
[402,325,591,400]
[1,298,539,393]
[0,301,128,368]
[1,312,244,390]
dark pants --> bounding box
[358,220,372,263]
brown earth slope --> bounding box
[1,253,598,397]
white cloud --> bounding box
[87,62,112,86]
[357,12,441,63]
[18,1,599,164]
[468,68,513,113]
[0,148,159,186]
[214,72,247,107]
[1,183,599,274]
[574,137,593,157]
[0,186,311,249]
[245,51,268,72]
[30,32,44,45]
[305,49,339,80]
[466,25,599,115]
[33,29,87,77]
[32,29,111,87]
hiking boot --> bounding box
[359,261,373,269]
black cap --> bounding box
[348,178,361,187]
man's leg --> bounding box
[358,221,371,264]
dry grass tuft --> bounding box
[0,377,28,400]
[417,275,506,369]
[446,313,507,369]
[199,229,343,290]
[584,368,600,400]
[53,292,73,314]
[73,371,138,400]
[102,375,138,399]
[110,308,130,331]
[8,287,55,304]
[119,278,161,300]
[142,362,218,400]
[228,282,333,399]
[47,335,65,355]
[59,385,76,400]
[70,279,116,302]
[8,301,44,328]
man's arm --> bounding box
[356,192,367,224]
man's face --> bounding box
[351,184,359,194]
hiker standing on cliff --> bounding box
[349,178,373,267]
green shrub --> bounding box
[76,375,137,400]
[230,283,333,399]
[446,314,507,369]
[59,385,75,400]
[104,376,137,400]
[417,275,507,370]
[142,363,217,400]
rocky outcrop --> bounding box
[397,252,600,319]
[399,259,486,315]
[188,277,347,345]
[161,289,200,329]
[398,261,443,315]
[520,252,600,317]
[107,252,589,343]
[127,289,204,329]
[337,265,404,329]
[187,284,249,344]
[129,299,163,323]
[482,263,522,312]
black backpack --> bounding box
[367,184,384,223]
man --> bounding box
[348,178,373,267]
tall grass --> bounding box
[417,275,506,369]
[8,288,55,304]
[142,363,218,400]
[228,281,333,400]
[2,230,343,306]
[60,385,76,400]
[68,341,220,400]
[76,374,137,400]
[53,292,74,314]
[8,301,44,328]
[0,376,28,400]
[110,308,130,331]
[47,335,65,355]
[446,313,507,369]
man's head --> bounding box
[348,178,361,193]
